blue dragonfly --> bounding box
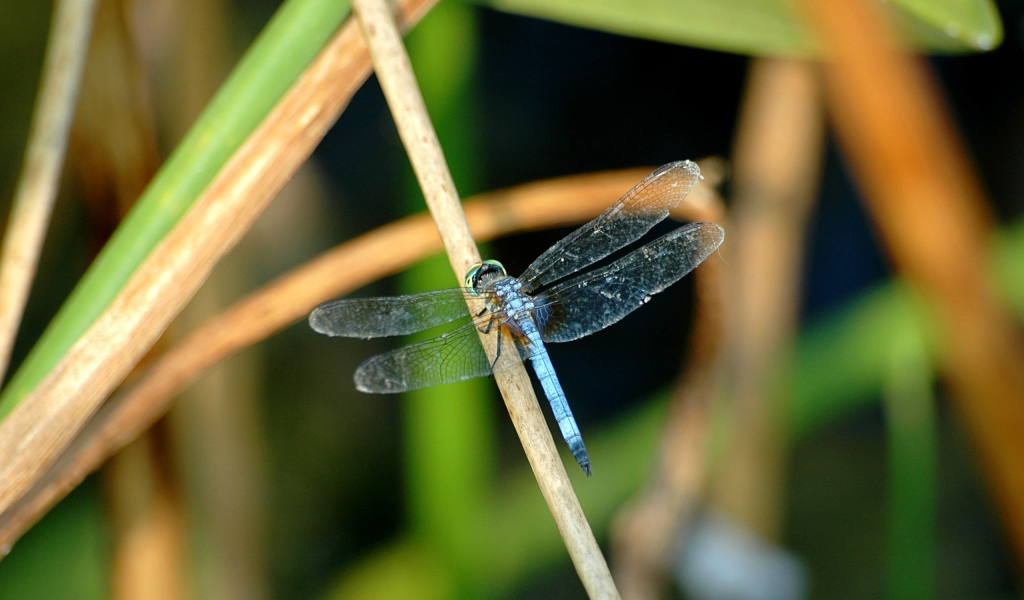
[309,161,724,476]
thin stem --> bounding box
[350,0,618,595]
[0,0,100,380]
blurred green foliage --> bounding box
[883,326,938,600]
[0,482,108,600]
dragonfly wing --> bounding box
[355,320,530,393]
[519,161,701,292]
[537,222,723,343]
[309,289,483,339]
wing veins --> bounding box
[519,161,701,291]
[309,288,496,339]
[538,222,724,343]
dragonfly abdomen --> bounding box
[521,322,591,476]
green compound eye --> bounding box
[464,259,506,295]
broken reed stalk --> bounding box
[709,57,824,540]
[0,0,99,381]
[0,167,722,550]
[612,189,727,600]
[350,0,618,595]
[0,0,439,537]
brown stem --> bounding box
[106,433,186,600]
[798,0,1024,567]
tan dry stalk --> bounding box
[798,0,1024,566]
[351,0,617,594]
[0,0,100,380]
[0,0,439,544]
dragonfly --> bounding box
[309,161,724,476]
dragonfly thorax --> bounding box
[490,276,535,320]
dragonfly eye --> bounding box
[464,259,507,295]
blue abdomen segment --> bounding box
[524,330,591,476]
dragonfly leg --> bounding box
[490,329,503,371]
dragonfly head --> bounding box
[464,259,507,294]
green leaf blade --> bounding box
[472,0,1003,56]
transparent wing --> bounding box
[536,222,724,343]
[519,161,701,292]
[354,321,531,393]
[309,289,491,339]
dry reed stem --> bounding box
[0,0,439,545]
[612,192,727,600]
[798,0,1024,565]
[0,0,100,380]
[709,57,824,541]
[0,167,722,552]
[356,1,617,594]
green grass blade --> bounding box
[0,0,352,418]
